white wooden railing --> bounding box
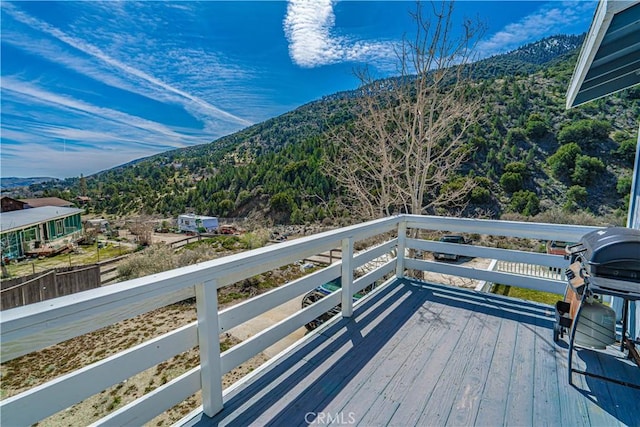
[0,215,601,426]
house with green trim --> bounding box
[1,206,83,260]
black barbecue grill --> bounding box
[555,227,640,389]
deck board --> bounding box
[532,312,562,426]
[353,298,452,426]
[182,278,640,427]
[473,314,515,426]
[413,309,491,426]
[443,308,501,426]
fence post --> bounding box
[195,280,223,417]
[341,237,354,318]
[396,220,407,279]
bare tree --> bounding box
[328,1,485,220]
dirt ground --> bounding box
[0,298,278,426]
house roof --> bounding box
[19,197,74,208]
[0,206,83,233]
[566,0,640,108]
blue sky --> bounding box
[1,1,597,179]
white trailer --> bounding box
[177,214,219,233]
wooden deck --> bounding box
[182,279,640,427]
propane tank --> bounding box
[574,296,616,349]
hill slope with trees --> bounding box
[23,34,639,225]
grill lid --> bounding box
[578,227,640,283]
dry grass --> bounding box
[3,242,133,279]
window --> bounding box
[22,228,38,241]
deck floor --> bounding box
[183,278,640,427]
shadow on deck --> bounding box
[183,278,640,426]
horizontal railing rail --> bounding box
[0,215,604,426]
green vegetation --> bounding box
[557,119,612,147]
[499,162,528,193]
[571,155,604,185]
[524,114,549,140]
[491,284,562,306]
[508,190,540,216]
[617,175,633,195]
[22,34,637,223]
[547,142,581,181]
[563,185,588,212]
[614,133,637,165]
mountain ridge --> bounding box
[8,34,639,224]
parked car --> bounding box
[546,240,575,256]
[301,278,373,330]
[433,235,469,261]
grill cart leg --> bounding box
[567,288,589,386]
[621,298,629,353]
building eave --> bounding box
[566,0,640,109]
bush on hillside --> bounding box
[504,161,528,175]
[470,186,491,203]
[506,128,526,144]
[525,118,549,140]
[563,185,588,212]
[557,119,611,147]
[508,190,540,216]
[617,175,632,195]
[547,143,581,180]
[615,137,637,165]
[571,155,605,186]
[500,172,524,193]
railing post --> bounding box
[341,237,354,318]
[396,220,407,279]
[195,280,223,417]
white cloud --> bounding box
[284,0,397,68]
[1,77,199,148]
[1,2,267,178]
[476,1,595,57]
[2,2,253,127]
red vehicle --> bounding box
[546,241,574,256]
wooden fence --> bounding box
[1,265,101,310]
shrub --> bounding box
[270,192,294,213]
[571,155,605,186]
[506,128,526,144]
[525,120,549,140]
[218,199,235,216]
[499,172,524,193]
[617,175,632,195]
[615,137,637,165]
[547,143,581,180]
[508,190,540,216]
[470,187,491,203]
[504,161,528,175]
[563,185,588,211]
[239,230,269,250]
[557,119,611,147]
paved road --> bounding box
[227,297,308,358]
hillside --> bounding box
[1,177,59,192]
[21,34,640,224]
